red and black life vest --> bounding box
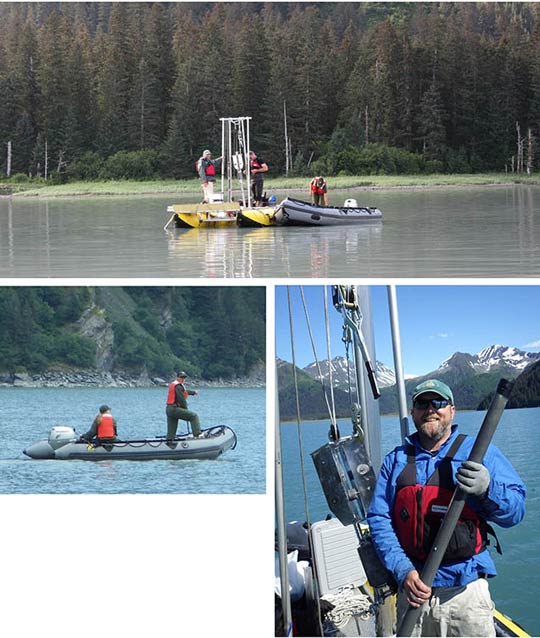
[166,380,188,405]
[196,159,216,176]
[97,413,115,439]
[392,434,488,565]
[310,178,327,195]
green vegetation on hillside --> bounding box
[0,288,95,371]
[0,287,266,379]
[479,361,540,409]
[277,361,351,422]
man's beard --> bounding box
[416,418,451,442]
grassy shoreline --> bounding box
[2,172,540,198]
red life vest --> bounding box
[97,413,115,438]
[392,434,487,564]
[166,380,188,405]
[196,159,216,176]
[311,178,326,195]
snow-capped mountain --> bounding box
[436,345,540,376]
[375,361,396,387]
[302,356,396,388]
[301,345,539,390]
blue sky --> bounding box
[275,285,540,377]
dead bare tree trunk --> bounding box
[44,140,48,180]
[6,141,12,177]
[516,122,524,173]
[283,100,290,176]
[365,105,369,145]
[527,127,533,175]
[57,149,66,174]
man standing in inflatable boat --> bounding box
[368,379,526,637]
[166,371,201,440]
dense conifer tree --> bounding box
[3,3,540,176]
[35,11,67,170]
[96,3,132,155]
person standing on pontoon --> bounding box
[165,371,202,439]
[310,176,328,206]
[198,149,222,203]
[80,405,118,442]
[248,150,268,206]
[367,379,525,637]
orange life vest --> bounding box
[166,380,188,405]
[97,413,115,438]
[311,178,327,195]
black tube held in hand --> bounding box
[396,378,513,637]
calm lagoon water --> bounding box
[1,185,540,277]
[280,407,540,636]
[1,386,265,494]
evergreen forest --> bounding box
[0,287,266,379]
[3,2,540,181]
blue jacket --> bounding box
[367,425,526,588]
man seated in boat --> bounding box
[80,405,118,443]
[367,379,526,637]
[310,176,328,206]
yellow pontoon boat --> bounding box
[164,202,240,229]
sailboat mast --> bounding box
[351,286,383,473]
[387,286,410,443]
[275,367,293,635]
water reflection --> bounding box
[166,223,383,278]
[167,227,257,278]
[1,186,539,277]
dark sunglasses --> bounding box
[413,398,451,410]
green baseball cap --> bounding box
[412,379,454,404]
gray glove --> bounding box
[456,460,490,497]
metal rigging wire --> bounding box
[298,287,337,426]
[285,285,325,637]
[322,285,338,429]
[286,286,312,526]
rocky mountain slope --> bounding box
[0,287,266,385]
[281,345,540,419]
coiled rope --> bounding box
[321,585,373,634]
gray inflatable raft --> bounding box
[24,425,237,461]
[275,197,382,226]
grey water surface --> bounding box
[1,386,265,494]
[1,185,539,278]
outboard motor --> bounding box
[344,198,358,208]
[24,425,77,459]
[48,426,77,449]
